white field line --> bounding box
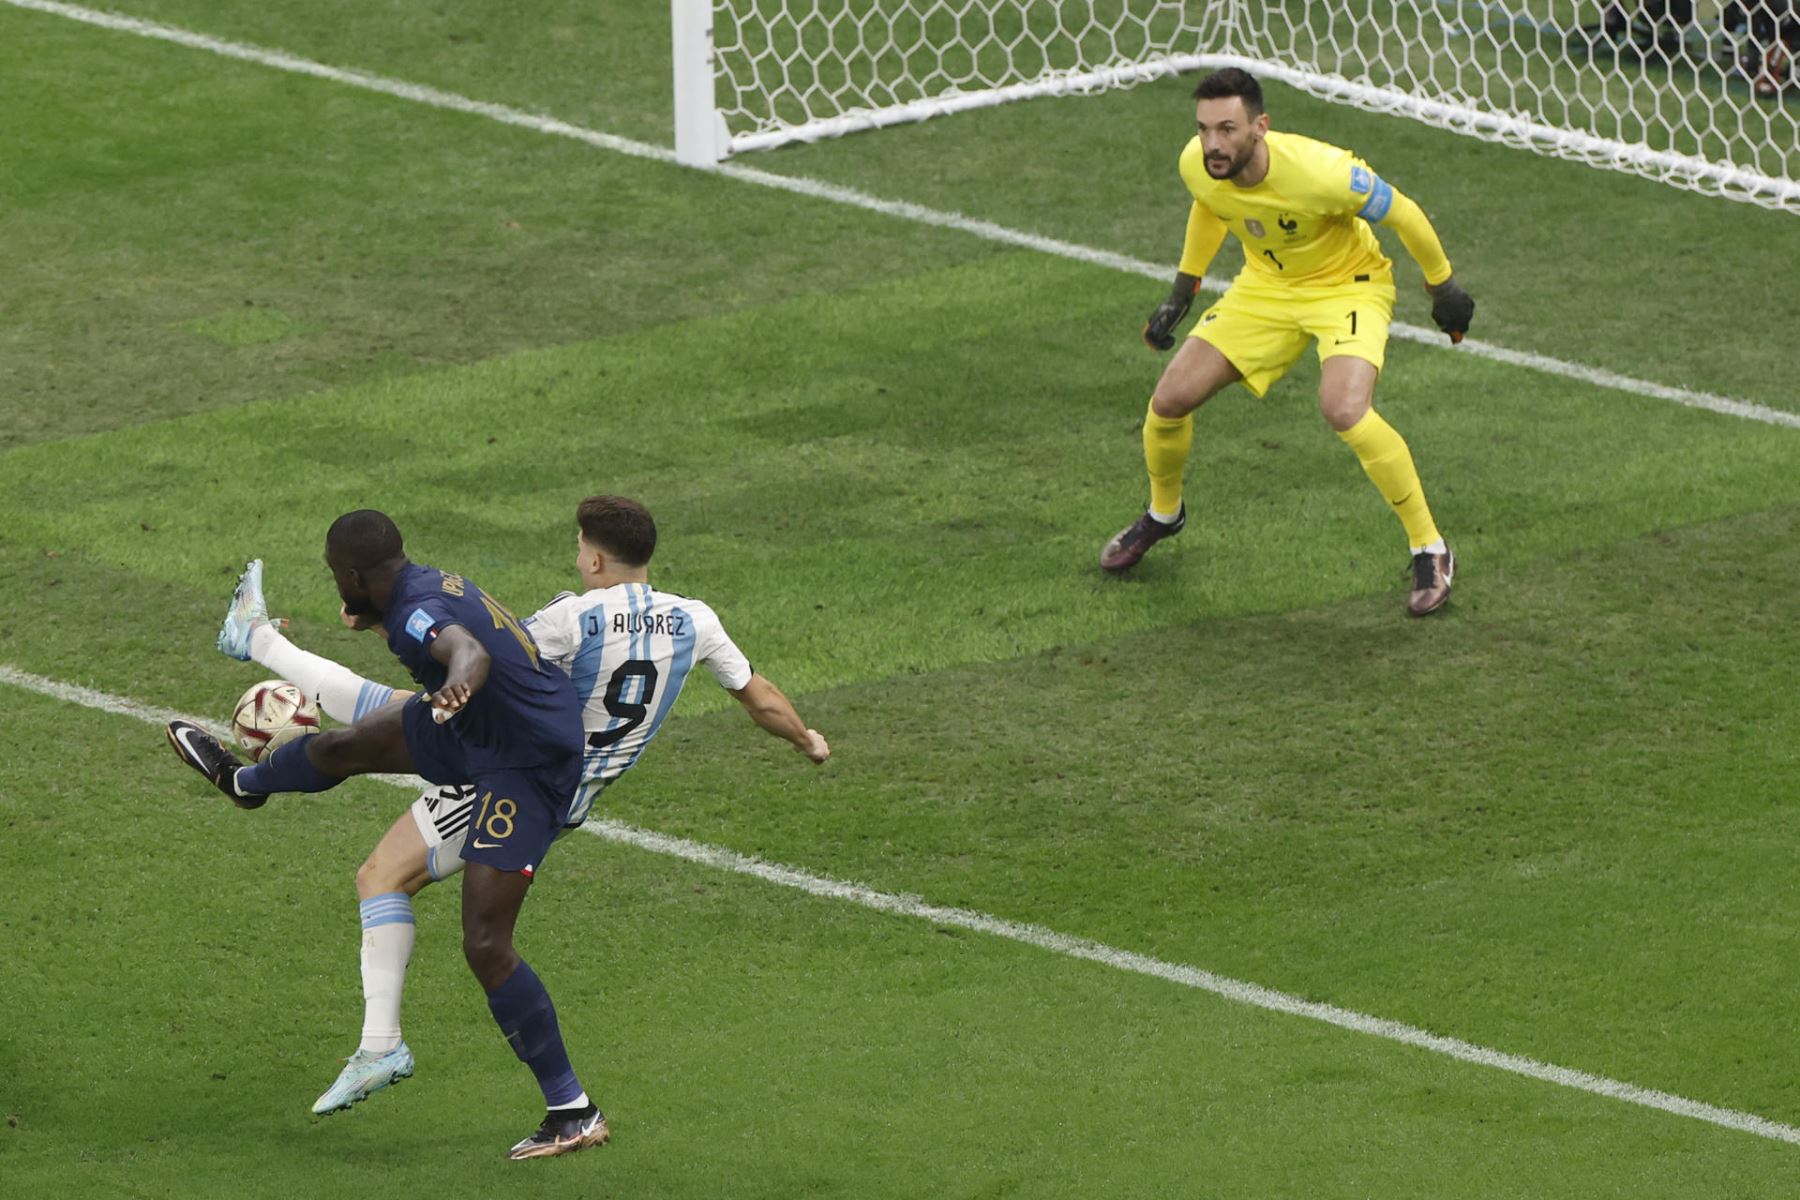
[9,0,1794,1147]
[4,658,1799,1148]
[10,0,1800,432]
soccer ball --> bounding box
[231,680,321,762]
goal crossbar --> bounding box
[672,0,1800,214]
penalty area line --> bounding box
[8,0,1799,432]
[4,658,1800,1148]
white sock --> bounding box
[549,1091,592,1112]
[250,624,394,725]
[1148,507,1181,525]
[1410,538,1447,556]
[358,892,415,1054]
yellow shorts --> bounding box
[1189,273,1395,397]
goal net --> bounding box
[672,0,1799,213]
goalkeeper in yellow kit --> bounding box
[1099,68,1474,616]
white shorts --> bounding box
[409,783,480,881]
[408,782,587,881]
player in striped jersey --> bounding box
[215,495,829,1121]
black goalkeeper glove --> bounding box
[1427,275,1475,344]
[1143,272,1201,351]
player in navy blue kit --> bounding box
[167,510,610,1160]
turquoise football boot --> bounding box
[217,559,268,661]
[311,1043,415,1116]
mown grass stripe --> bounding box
[4,659,1796,1147]
[8,0,1796,431]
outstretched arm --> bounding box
[1146,204,1228,351]
[1377,190,1474,343]
[1177,201,1228,279]
[729,674,830,764]
[1377,189,1451,286]
[426,625,490,721]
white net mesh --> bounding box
[701,0,1799,211]
[710,2,1220,151]
[1242,2,1800,210]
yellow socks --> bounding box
[1141,402,1441,548]
[1337,408,1441,550]
[1142,399,1193,519]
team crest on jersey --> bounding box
[1244,218,1266,238]
[1350,166,1373,194]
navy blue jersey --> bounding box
[384,563,584,770]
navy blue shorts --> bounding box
[401,694,581,876]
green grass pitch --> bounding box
[2,3,1798,1197]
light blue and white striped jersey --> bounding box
[525,582,752,826]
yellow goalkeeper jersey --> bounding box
[1178,129,1445,288]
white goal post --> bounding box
[670,0,1799,213]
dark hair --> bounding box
[577,495,656,566]
[325,509,404,569]
[1193,68,1263,117]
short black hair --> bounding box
[325,509,404,569]
[577,495,656,567]
[1193,67,1263,117]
